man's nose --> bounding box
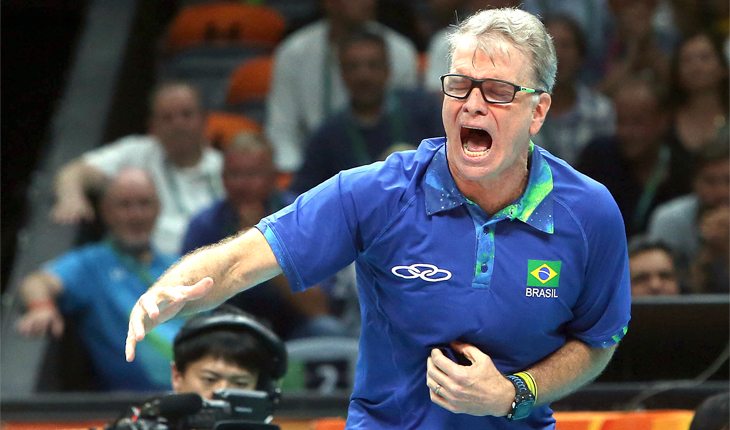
[463,87,488,115]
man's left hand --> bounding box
[426,341,515,416]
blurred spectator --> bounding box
[689,391,730,430]
[265,0,418,173]
[51,81,223,255]
[291,27,442,194]
[647,135,729,287]
[628,236,681,296]
[424,0,521,92]
[181,132,349,340]
[533,14,616,165]
[599,0,672,95]
[668,32,728,160]
[576,78,691,237]
[522,0,613,85]
[690,204,729,294]
[16,168,183,391]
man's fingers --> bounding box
[452,341,485,364]
[125,332,137,362]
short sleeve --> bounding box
[566,185,631,348]
[45,252,92,314]
[256,174,360,291]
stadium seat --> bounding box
[600,413,653,430]
[224,55,274,123]
[205,111,261,150]
[164,2,286,52]
[282,337,359,395]
[310,417,347,430]
[647,409,694,430]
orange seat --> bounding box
[225,55,274,105]
[555,418,598,430]
[165,3,286,53]
[310,417,347,430]
[647,409,693,430]
[601,413,653,430]
[554,411,610,430]
[205,111,262,150]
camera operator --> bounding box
[107,305,287,430]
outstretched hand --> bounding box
[426,341,514,417]
[51,195,96,224]
[125,277,215,362]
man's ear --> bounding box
[529,92,552,136]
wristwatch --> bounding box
[505,374,535,421]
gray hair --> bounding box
[447,8,557,93]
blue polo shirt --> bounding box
[49,241,183,391]
[257,138,631,429]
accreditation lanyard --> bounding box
[632,145,670,230]
[161,159,219,216]
[107,239,156,287]
[344,96,408,166]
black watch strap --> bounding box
[505,374,536,421]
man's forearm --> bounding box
[527,339,616,405]
[54,159,107,199]
[154,228,283,315]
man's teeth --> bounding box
[462,144,490,157]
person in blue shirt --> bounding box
[16,168,183,391]
[181,131,349,340]
[125,8,631,429]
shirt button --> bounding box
[481,263,488,273]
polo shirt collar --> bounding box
[424,140,554,233]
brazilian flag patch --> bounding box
[527,260,562,287]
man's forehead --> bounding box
[451,36,531,78]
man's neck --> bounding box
[168,147,203,168]
[353,104,384,126]
[455,154,531,216]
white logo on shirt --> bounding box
[391,264,452,282]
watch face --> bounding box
[513,397,535,420]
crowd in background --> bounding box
[12,0,730,392]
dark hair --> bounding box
[173,305,287,393]
[690,392,730,430]
[627,235,675,260]
[669,31,729,109]
[338,24,388,59]
[543,14,587,59]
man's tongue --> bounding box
[461,127,493,154]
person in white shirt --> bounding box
[264,0,418,173]
[51,81,224,254]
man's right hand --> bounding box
[16,306,65,338]
[51,194,96,224]
[125,277,215,362]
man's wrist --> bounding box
[505,372,537,421]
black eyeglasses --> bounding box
[440,74,547,104]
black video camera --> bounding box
[107,389,280,430]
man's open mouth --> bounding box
[460,126,493,157]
